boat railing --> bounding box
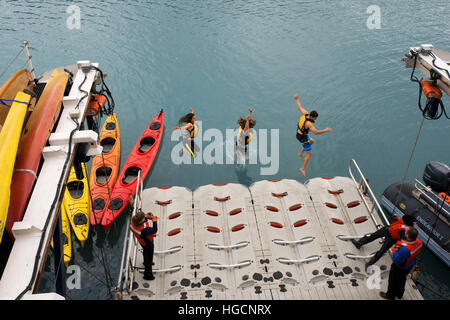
[348,159,390,228]
[414,179,450,217]
[115,169,143,299]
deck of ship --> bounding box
[117,176,423,300]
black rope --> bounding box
[410,51,449,120]
[16,118,80,300]
[0,46,25,81]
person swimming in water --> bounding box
[236,107,256,161]
[294,94,332,177]
[173,107,199,157]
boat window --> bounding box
[122,166,141,185]
[101,137,116,154]
[138,137,155,154]
[67,181,84,199]
[96,166,112,185]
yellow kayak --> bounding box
[63,162,90,247]
[51,202,72,267]
[0,91,31,244]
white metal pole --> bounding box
[23,41,35,79]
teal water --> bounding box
[1,0,449,300]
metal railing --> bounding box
[348,159,390,228]
[115,169,143,298]
[414,179,450,217]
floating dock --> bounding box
[117,170,423,300]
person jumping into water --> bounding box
[294,94,332,177]
[236,107,256,158]
[173,107,199,157]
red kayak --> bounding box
[101,109,164,230]
[6,69,69,240]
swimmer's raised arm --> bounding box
[294,94,308,115]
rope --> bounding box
[0,99,30,108]
[392,116,425,209]
[15,117,80,300]
[0,46,24,81]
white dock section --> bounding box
[118,177,423,300]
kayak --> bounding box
[63,163,90,247]
[89,113,120,228]
[51,202,72,268]
[0,69,34,132]
[101,110,164,230]
[0,92,32,244]
[6,69,69,240]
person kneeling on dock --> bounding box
[351,214,415,271]
[379,227,423,300]
[130,211,158,281]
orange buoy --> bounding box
[206,210,219,217]
[331,218,344,225]
[214,196,230,202]
[207,226,221,233]
[229,208,242,216]
[159,187,171,190]
[325,202,338,209]
[156,200,172,205]
[266,206,279,212]
[289,204,302,211]
[168,228,181,236]
[272,192,287,198]
[328,189,343,195]
[347,201,360,208]
[86,94,107,116]
[270,221,283,228]
[294,219,307,227]
[421,80,443,99]
[269,179,281,182]
[354,216,368,224]
[231,224,245,232]
[322,177,335,180]
[214,183,227,186]
[168,212,181,220]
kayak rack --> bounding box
[0,61,101,300]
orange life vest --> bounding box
[439,192,450,204]
[388,219,407,240]
[392,238,423,268]
[130,221,156,246]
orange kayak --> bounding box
[89,113,120,228]
[0,69,34,130]
[6,69,69,240]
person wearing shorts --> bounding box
[294,94,332,177]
